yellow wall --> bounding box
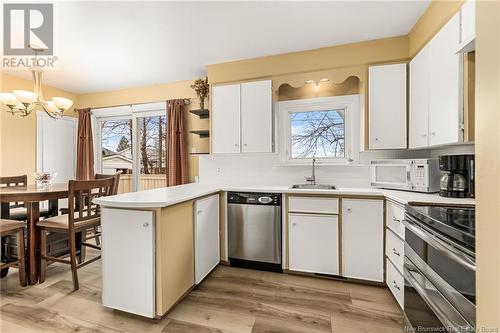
[207,36,409,85]
[77,81,208,183]
[475,0,500,330]
[0,72,78,180]
[408,0,465,57]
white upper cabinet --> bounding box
[369,63,407,149]
[342,199,384,282]
[240,80,273,153]
[428,13,461,146]
[409,12,463,149]
[212,84,241,154]
[212,80,273,154]
[458,0,475,53]
[409,44,430,149]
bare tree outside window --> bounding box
[290,109,345,158]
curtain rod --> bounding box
[74,98,191,112]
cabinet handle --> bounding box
[375,138,379,141]
[392,280,400,290]
[346,208,352,213]
[430,132,436,136]
[143,222,149,227]
[197,210,202,215]
[392,217,401,223]
[234,143,239,147]
[392,248,401,256]
[292,223,297,227]
[421,134,427,137]
[243,143,247,146]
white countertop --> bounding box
[93,183,475,209]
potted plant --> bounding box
[191,77,209,110]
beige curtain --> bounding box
[76,108,95,180]
[166,100,188,186]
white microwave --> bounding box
[370,159,441,193]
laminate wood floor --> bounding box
[0,255,405,333]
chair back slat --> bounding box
[67,178,114,229]
[95,173,120,195]
[0,175,28,213]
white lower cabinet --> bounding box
[342,199,384,282]
[195,194,220,284]
[386,258,404,309]
[288,213,339,275]
[101,208,155,318]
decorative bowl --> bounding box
[33,172,57,188]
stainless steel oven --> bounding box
[403,205,475,333]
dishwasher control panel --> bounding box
[228,192,281,206]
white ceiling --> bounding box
[3,1,430,94]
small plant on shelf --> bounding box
[191,76,209,110]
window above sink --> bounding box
[277,95,361,166]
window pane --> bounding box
[101,119,133,193]
[290,109,345,158]
[138,115,167,190]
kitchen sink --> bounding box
[290,184,337,190]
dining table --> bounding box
[0,183,67,285]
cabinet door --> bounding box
[342,199,384,282]
[288,213,339,275]
[428,13,461,146]
[240,80,273,153]
[101,208,155,318]
[369,64,407,149]
[212,84,241,153]
[409,45,430,149]
[195,194,220,284]
[460,0,475,46]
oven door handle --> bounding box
[403,218,476,272]
[404,263,473,331]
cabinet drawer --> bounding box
[386,258,404,309]
[386,200,405,239]
[288,196,338,214]
[385,228,404,272]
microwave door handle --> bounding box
[403,219,476,272]
[406,166,412,184]
[404,264,472,331]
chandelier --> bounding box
[0,47,73,118]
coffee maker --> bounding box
[439,154,475,198]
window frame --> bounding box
[92,102,167,191]
[277,95,361,166]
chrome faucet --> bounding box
[305,158,316,185]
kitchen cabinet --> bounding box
[212,80,273,154]
[212,84,240,154]
[428,13,461,146]
[409,44,430,149]
[194,194,220,284]
[342,199,384,282]
[386,258,404,309]
[458,0,475,53]
[369,64,407,149]
[409,12,462,148]
[240,80,273,153]
[101,208,156,318]
[288,213,339,275]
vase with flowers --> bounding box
[191,77,209,110]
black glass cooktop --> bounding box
[405,204,475,252]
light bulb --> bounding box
[46,101,60,113]
[13,90,38,104]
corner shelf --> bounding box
[189,130,209,138]
[189,109,209,119]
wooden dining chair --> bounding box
[37,177,114,290]
[0,219,27,286]
[0,175,51,220]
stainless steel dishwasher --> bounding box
[227,192,282,272]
